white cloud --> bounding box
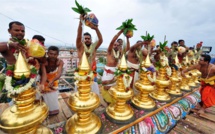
[0,0,215,53]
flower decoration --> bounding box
[114,68,132,91]
[5,63,37,95]
[11,37,27,46]
[177,46,186,54]
[8,38,28,54]
[116,19,137,38]
[74,68,94,85]
[72,0,91,15]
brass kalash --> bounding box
[185,56,198,89]
[150,54,171,102]
[66,52,102,133]
[131,54,156,111]
[166,55,182,96]
[180,55,192,91]
[105,54,134,124]
[0,52,52,134]
[190,58,201,86]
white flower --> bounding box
[123,74,132,89]
[166,67,172,76]
[147,72,156,82]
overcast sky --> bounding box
[0,0,215,53]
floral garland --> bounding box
[141,66,156,83]
[147,72,156,83]
[114,68,132,91]
[123,74,132,89]
[74,70,94,85]
[5,64,37,95]
[112,49,120,59]
[8,38,28,54]
[166,67,172,76]
[160,55,169,67]
[135,50,141,59]
[83,42,96,54]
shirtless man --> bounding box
[0,21,26,65]
[43,46,64,115]
[101,30,130,104]
[127,40,148,92]
[182,54,215,114]
[75,14,106,106]
[76,15,103,68]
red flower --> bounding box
[6,70,13,76]
[10,48,16,54]
[125,87,129,92]
[86,76,91,81]
[28,59,36,66]
[30,74,36,78]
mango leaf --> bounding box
[72,7,81,14]
[72,0,91,15]
[84,7,91,12]
[116,18,137,31]
[20,74,26,80]
[141,33,154,41]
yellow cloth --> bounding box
[44,69,58,92]
[200,76,215,86]
[27,39,46,58]
[101,86,115,104]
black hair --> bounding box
[32,35,45,42]
[171,41,178,46]
[117,38,122,42]
[9,21,24,30]
[136,40,142,43]
[48,46,59,54]
[178,39,184,44]
[201,54,211,63]
[83,32,91,38]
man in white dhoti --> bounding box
[127,41,148,94]
[42,46,64,115]
[101,30,130,104]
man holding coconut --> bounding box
[101,30,130,104]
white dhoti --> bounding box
[127,60,140,95]
[43,91,59,115]
[101,66,117,87]
[101,66,117,104]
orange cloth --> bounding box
[44,70,58,92]
[200,81,215,108]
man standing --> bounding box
[76,15,103,68]
[127,40,148,92]
[178,39,188,62]
[43,46,64,115]
[101,30,130,104]
[182,54,215,114]
[75,14,103,96]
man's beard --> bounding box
[114,48,118,51]
[85,43,91,47]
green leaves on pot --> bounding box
[72,0,91,15]
[116,19,137,35]
[141,33,154,41]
